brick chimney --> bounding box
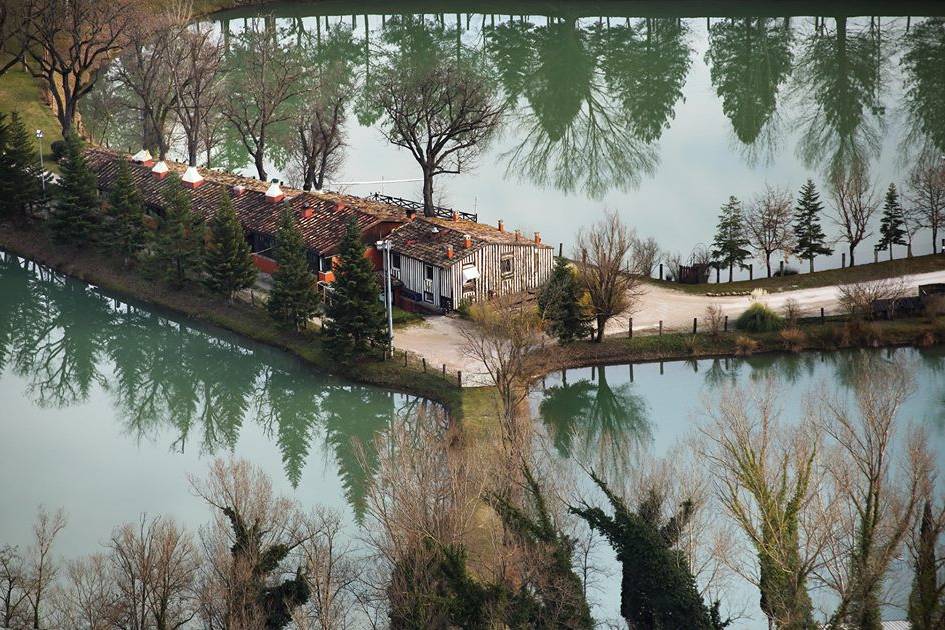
[514,229,521,242]
[498,219,504,232]
[534,232,541,245]
[334,201,347,212]
[131,149,153,167]
[463,234,472,248]
[446,244,454,259]
[302,206,315,219]
[151,160,169,180]
[451,211,458,222]
[406,208,416,221]
[232,184,246,198]
[181,166,204,189]
[265,181,284,204]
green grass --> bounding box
[649,252,945,295]
[392,306,424,327]
[0,64,61,171]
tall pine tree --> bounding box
[49,132,99,244]
[204,189,257,300]
[711,195,751,282]
[907,501,942,630]
[0,112,44,221]
[877,183,907,261]
[538,256,592,343]
[323,217,387,359]
[792,179,833,273]
[106,158,147,266]
[150,173,203,286]
[267,206,319,330]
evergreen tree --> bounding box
[106,158,146,266]
[266,207,319,330]
[0,112,44,220]
[908,501,942,630]
[323,217,387,359]
[150,173,203,286]
[792,179,833,273]
[570,472,729,629]
[710,196,751,282]
[538,256,592,343]
[876,183,907,261]
[49,132,99,244]
[204,189,257,300]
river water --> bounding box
[190,2,945,275]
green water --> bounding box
[0,251,416,555]
[184,2,945,275]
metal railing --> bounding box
[369,193,478,223]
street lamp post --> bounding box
[35,130,45,195]
[376,239,394,348]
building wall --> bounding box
[395,255,449,308]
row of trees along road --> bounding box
[1,0,506,218]
[711,160,945,280]
[41,133,387,360]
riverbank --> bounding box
[0,222,462,410]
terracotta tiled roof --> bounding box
[83,148,407,255]
[387,216,549,267]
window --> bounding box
[501,254,513,279]
[425,265,434,281]
[462,264,479,292]
[319,256,333,272]
[423,290,434,303]
[391,252,401,269]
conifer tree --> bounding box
[150,173,203,286]
[877,183,907,261]
[538,256,592,343]
[323,217,387,359]
[266,207,319,330]
[106,158,146,266]
[792,179,833,273]
[907,501,943,630]
[0,112,44,220]
[711,196,751,282]
[204,189,257,300]
[49,132,99,244]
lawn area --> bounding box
[649,252,945,295]
[0,64,61,167]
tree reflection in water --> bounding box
[0,254,412,516]
[900,17,945,160]
[539,364,652,477]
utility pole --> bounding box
[376,239,394,346]
[35,129,45,195]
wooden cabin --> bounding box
[83,148,407,281]
[386,215,554,312]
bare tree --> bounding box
[830,166,879,266]
[198,108,227,169]
[374,59,503,215]
[25,507,67,629]
[907,157,945,254]
[22,0,139,135]
[222,19,305,180]
[292,508,359,630]
[574,211,645,342]
[0,545,29,628]
[289,88,347,192]
[745,186,796,277]
[818,359,932,629]
[168,18,226,167]
[836,277,908,320]
[0,0,30,76]
[630,235,662,277]
[52,554,116,629]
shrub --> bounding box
[735,303,784,332]
[683,334,700,354]
[782,298,801,326]
[916,331,936,347]
[734,335,760,356]
[779,327,806,352]
[924,294,945,320]
[703,304,725,337]
[50,139,67,161]
[844,320,883,347]
[837,278,907,320]
[456,298,472,319]
[773,265,799,277]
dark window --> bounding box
[425,265,434,281]
[319,256,332,272]
[306,249,319,271]
[391,252,401,269]
[423,290,434,303]
[251,232,275,256]
[501,255,513,278]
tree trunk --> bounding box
[933,226,939,254]
[765,252,772,278]
[809,257,814,274]
[595,316,606,342]
[422,166,435,217]
[889,247,893,261]
[728,263,733,282]
[849,244,856,266]
[254,152,267,181]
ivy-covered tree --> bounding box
[876,183,907,260]
[0,111,44,220]
[266,207,319,330]
[204,189,257,300]
[105,158,146,266]
[907,501,943,630]
[150,173,203,286]
[792,179,833,273]
[711,196,751,281]
[538,256,592,343]
[49,132,99,244]
[570,471,728,629]
[323,217,387,359]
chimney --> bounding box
[498,219,504,232]
[181,166,204,189]
[334,201,346,212]
[514,229,521,242]
[406,208,416,221]
[451,211,458,222]
[131,149,153,167]
[265,181,284,204]
[151,160,169,180]
[446,244,454,259]
[232,184,246,197]
[534,231,541,245]
[463,234,472,248]
[302,206,315,219]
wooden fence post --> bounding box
[692,317,697,334]
[442,363,446,376]
[628,317,633,338]
[659,320,663,335]
[404,351,408,367]
[457,371,462,387]
[779,260,784,276]
[724,315,728,332]
[422,357,426,372]
[841,252,846,268]
[659,263,663,280]
[749,264,753,281]
[820,307,825,324]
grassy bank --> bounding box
[0,222,462,410]
[650,252,945,295]
[532,316,945,374]
[0,64,61,166]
